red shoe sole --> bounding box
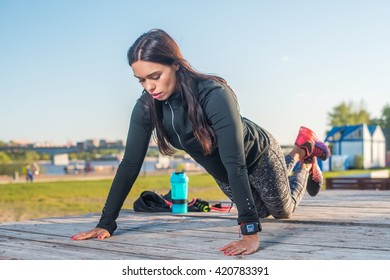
[295,126,318,145]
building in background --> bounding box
[325,124,386,170]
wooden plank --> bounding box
[0,235,151,260]
[1,190,389,260]
[0,216,241,260]
[326,177,390,190]
[2,218,389,260]
[5,206,389,240]
[1,209,390,259]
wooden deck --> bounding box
[0,190,389,260]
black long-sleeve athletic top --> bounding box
[97,79,270,234]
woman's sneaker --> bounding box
[304,156,323,197]
[312,141,331,161]
[295,126,317,157]
[295,126,331,160]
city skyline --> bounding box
[1,137,125,147]
[1,0,389,145]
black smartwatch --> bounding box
[240,222,262,235]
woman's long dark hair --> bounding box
[127,29,229,156]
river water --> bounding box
[39,158,201,175]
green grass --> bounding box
[0,174,225,222]
[323,168,389,179]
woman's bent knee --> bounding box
[273,211,293,219]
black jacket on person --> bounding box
[97,79,270,234]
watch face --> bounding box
[246,224,256,233]
[241,222,261,235]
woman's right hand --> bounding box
[70,227,110,241]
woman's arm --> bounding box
[71,97,153,240]
[201,83,261,255]
[201,83,259,225]
[96,99,153,234]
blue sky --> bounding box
[1,0,389,145]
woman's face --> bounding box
[131,60,178,101]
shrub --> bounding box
[354,155,364,169]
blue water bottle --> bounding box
[170,171,189,214]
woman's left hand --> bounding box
[219,233,260,256]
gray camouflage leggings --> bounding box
[216,132,309,219]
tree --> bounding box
[372,104,390,151]
[24,151,41,162]
[381,104,390,128]
[328,100,370,126]
[0,152,12,163]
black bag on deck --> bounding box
[133,190,212,212]
[133,191,171,212]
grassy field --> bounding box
[0,173,225,222]
[1,168,387,223]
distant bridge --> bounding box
[0,146,80,156]
[1,144,292,157]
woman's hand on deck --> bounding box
[70,228,110,241]
[219,233,260,256]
